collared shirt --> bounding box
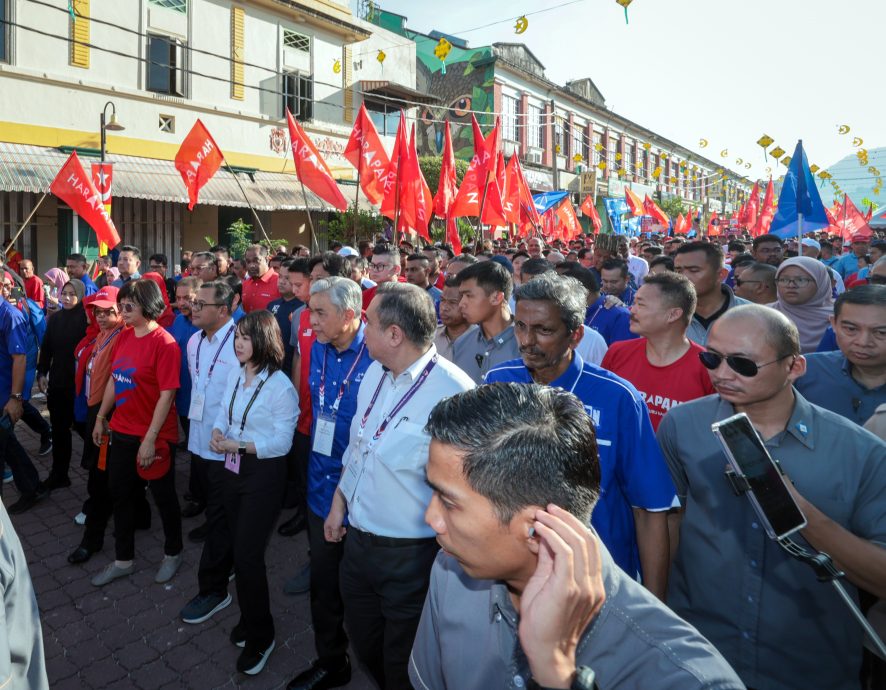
[78,273,98,296]
[433,324,476,363]
[241,268,280,313]
[686,285,749,346]
[795,350,886,426]
[409,547,743,690]
[584,297,637,346]
[486,354,676,578]
[657,392,886,690]
[187,320,239,461]
[628,254,649,286]
[111,271,141,288]
[834,252,863,278]
[607,286,636,306]
[452,321,520,385]
[308,324,373,518]
[212,367,299,459]
[169,313,200,414]
[0,300,28,407]
[268,295,303,374]
[340,345,475,538]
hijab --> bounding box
[768,256,834,353]
[106,266,120,283]
[65,278,86,303]
[44,267,68,291]
[141,272,175,327]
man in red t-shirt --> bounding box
[241,244,280,312]
[361,243,404,311]
[602,272,714,431]
[19,260,44,309]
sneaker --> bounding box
[38,437,53,456]
[230,623,246,648]
[283,563,311,595]
[91,562,134,587]
[237,640,275,676]
[155,553,183,584]
[2,468,12,484]
[180,592,232,624]
[73,512,87,525]
[7,490,47,515]
[286,656,351,690]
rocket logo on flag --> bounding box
[51,152,121,248]
[175,119,224,211]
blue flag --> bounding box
[532,191,569,215]
[770,140,829,238]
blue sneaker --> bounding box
[2,468,12,484]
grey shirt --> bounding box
[657,392,886,690]
[686,285,749,346]
[433,324,476,363]
[409,547,743,690]
[0,504,49,689]
[451,321,520,385]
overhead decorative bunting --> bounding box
[434,37,451,74]
[853,137,864,147]
[514,15,528,33]
[809,164,820,174]
[720,149,728,157]
[757,134,774,148]
[616,0,633,24]
[642,142,651,151]
[699,138,709,148]
[838,124,850,134]
[770,146,786,159]
[781,156,792,167]
[333,59,341,74]
[377,50,386,64]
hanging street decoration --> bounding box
[514,15,528,34]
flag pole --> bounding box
[798,212,803,249]
[224,162,272,247]
[3,191,49,256]
[300,179,320,255]
[476,174,491,243]
[354,156,361,247]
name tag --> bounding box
[313,413,336,457]
[338,454,363,503]
[188,392,205,422]
[224,451,241,475]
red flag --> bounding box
[836,194,873,240]
[434,120,458,219]
[450,115,502,222]
[555,198,581,240]
[174,119,224,211]
[674,213,686,235]
[344,103,390,207]
[625,187,645,216]
[744,182,760,230]
[864,204,874,223]
[707,212,721,236]
[508,156,541,237]
[286,109,349,211]
[401,124,432,241]
[51,152,121,248]
[643,194,670,227]
[380,115,407,220]
[503,156,521,225]
[581,195,602,233]
[753,179,775,236]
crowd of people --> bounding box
[0,226,884,690]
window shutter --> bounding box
[70,0,90,68]
[231,6,244,100]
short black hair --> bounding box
[374,282,437,348]
[727,240,746,253]
[118,278,166,321]
[455,260,513,301]
[520,258,555,280]
[753,234,784,250]
[210,245,230,258]
[642,245,663,257]
[199,280,235,313]
[675,241,724,270]
[219,274,242,299]
[236,311,284,374]
[649,255,675,272]
[600,258,628,278]
[425,383,600,524]
[119,245,141,259]
[642,271,697,324]
[287,257,311,277]
[308,251,349,278]
[66,253,88,265]
[372,242,400,264]
[731,252,757,270]
[148,253,168,268]
[558,265,599,294]
[834,284,886,318]
[407,253,430,264]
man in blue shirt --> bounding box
[796,285,886,426]
[65,253,98,296]
[405,253,442,315]
[266,260,304,375]
[486,272,675,599]
[834,234,870,278]
[600,258,636,306]
[559,264,636,346]
[0,298,44,513]
[287,277,373,690]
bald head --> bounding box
[713,304,801,358]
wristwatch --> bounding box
[238,439,247,453]
[8,393,23,401]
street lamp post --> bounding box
[100,100,125,163]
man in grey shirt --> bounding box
[658,304,886,690]
[410,383,742,690]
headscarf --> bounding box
[141,272,175,327]
[768,256,834,353]
[65,278,86,303]
[106,266,120,283]
[44,267,68,291]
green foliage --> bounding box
[428,217,477,248]
[418,156,470,197]
[319,205,384,246]
[222,219,287,258]
[658,196,686,219]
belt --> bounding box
[351,527,436,548]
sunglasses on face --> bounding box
[699,351,792,377]
[120,302,138,313]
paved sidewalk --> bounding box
[3,399,375,690]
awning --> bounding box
[0,142,373,212]
[360,80,439,106]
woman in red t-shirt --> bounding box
[90,279,183,587]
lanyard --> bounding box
[87,326,123,373]
[587,302,604,328]
[318,342,367,414]
[357,355,437,447]
[196,324,235,383]
[228,375,268,439]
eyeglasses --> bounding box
[369,263,391,271]
[699,351,792,377]
[869,275,886,285]
[734,278,763,287]
[120,302,138,313]
[189,300,223,311]
[93,308,117,316]
[776,276,814,287]
[756,246,783,254]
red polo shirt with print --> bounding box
[241,267,280,313]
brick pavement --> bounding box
[4,398,376,690]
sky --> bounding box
[352,0,884,196]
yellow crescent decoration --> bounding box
[699,138,709,148]
[377,50,386,64]
[868,166,880,175]
[853,137,864,147]
[332,59,341,74]
[660,153,668,160]
[720,149,728,158]
[757,134,774,148]
[615,152,622,161]
[770,146,785,159]
[573,153,583,163]
[744,163,751,169]
[514,16,528,34]
[766,167,772,174]
[597,161,607,171]
[838,125,850,135]
[669,176,677,184]
[555,145,562,154]
[617,168,626,176]
[652,166,662,179]
[736,158,743,165]
[642,142,651,151]
[594,142,603,152]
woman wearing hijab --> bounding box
[36,279,89,489]
[768,256,835,353]
[141,272,176,328]
[43,267,69,315]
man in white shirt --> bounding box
[324,283,474,690]
[177,281,240,625]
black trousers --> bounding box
[307,509,347,664]
[20,400,51,439]
[197,459,232,597]
[222,452,286,649]
[107,431,182,561]
[0,422,41,497]
[283,430,310,510]
[179,415,208,507]
[339,528,439,690]
[46,387,84,481]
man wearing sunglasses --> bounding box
[732,263,776,305]
[657,304,886,690]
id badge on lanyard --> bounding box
[313,413,336,456]
[224,451,241,475]
[188,393,205,422]
[190,326,234,422]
